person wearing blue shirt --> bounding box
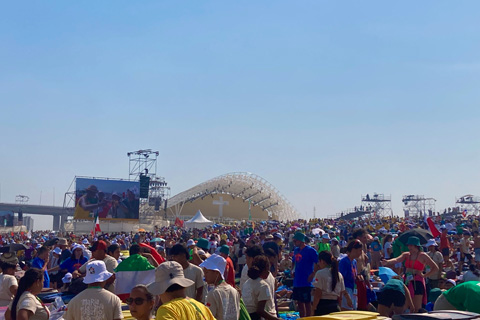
[60,244,88,273]
[338,240,363,310]
[32,246,50,288]
[370,236,383,269]
[291,232,318,318]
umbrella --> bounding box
[397,228,433,245]
[138,228,146,232]
[378,267,397,283]
[311,228,324,235]
[2,243,29,252]
[150,238,164,243]
[44,238,59,247]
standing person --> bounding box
[4,269,48,320]
[169,244,204,302]
[64,260,123,320]
[382,236,439,312]
[425,239,443,291]
[439,227,451,258]
[147,261,215,320]
[0,262,18,307]
[242,256,280,320]
[200,254,240,320]
[460,231,473,264]
[313,251,351,315]
[47,247,62,288]
[219,245,236,287]
[352,229,371,311]
[473,231,480,268]
[31,246,50,288]
[339,240,363,310]
[128,285,155,320]
[331,238,341,259]
[263,235,280,276]
[370,237,382,270]
[107,244,122,263]
[291,232,318,318]
[383,235,393,260]
[240,245,264,291]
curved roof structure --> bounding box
[168,172,299,221]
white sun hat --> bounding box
[199,254,226,279]
[83,260,113,284]
[424,239,438,247]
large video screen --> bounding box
[0,211,14,227]
[74,178,140,220]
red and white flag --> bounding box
[94,215,101,233]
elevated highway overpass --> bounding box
[0,203,74,231]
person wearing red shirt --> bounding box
[219,245,235,287]
[439,227,451,257]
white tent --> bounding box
[184,210,213,229]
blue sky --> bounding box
[1,1,479,229]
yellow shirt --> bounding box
[156,297,215,320]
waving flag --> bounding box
[114,254,156,301]
[426,217,441,238]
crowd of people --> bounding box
[0,212,480,319]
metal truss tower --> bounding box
[128,149,159,181]
[127,150,170,219]
[402,195,436,217]
[361,193,393,217]
[456,195,480,216]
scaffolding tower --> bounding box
[402,195,436,217]
[456,195,480,216]
[127,150,170,220]
[361,193,393,217]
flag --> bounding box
[174,217,184,227]
[114,254,156,301]
[139,243,165,265]
[426,217,441,238]
[462,209,467,218]
[94,215,101,233]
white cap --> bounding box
[322,233,330,240]
[446,279,456,286]
[82,239,89,245]
[199,254,226,279]
[424,239,438,247]
[62,273,72,284]
[197,249,206,256]
[53,247,62,255]
[187,239,195,247]
[83,260,113,284]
